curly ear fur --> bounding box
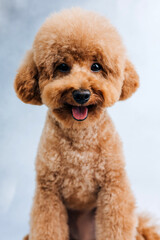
[120,59,139,100]
[14,50,42,105]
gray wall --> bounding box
[0,0,160,239]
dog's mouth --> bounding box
[52,102,103,124]
[53,97,103,123]
[72,106,88,121]
[60,103,97,121]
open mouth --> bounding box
[53,103,98,122]
[72,106,88,121]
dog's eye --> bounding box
[91,63,102,72]
[56,63,70,73]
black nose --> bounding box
[72,89,91,104]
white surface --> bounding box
[0,0,160,239]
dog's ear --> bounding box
[14,50,42,105]
[119,59,139,100]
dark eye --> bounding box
[56,63,70,72]
[91,63,102,72]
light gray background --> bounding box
[0,0,160,239]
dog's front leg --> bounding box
[29,179,69,240]
[95,172,137,240]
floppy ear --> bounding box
[14,50,42,105]
[119,59,139,100]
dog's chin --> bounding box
[52,103,103,128]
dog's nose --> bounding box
[72,89,91,104]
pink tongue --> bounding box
[72,106,88,120]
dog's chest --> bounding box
[58,143,105,209]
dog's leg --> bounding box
[29,180,69,240]
[95,172,137,240]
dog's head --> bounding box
[14,8,139,128]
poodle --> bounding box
[14,8,160,240]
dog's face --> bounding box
[14,8,139,128]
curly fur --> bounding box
[14,8,159,240]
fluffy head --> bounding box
[14,8,139,128]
